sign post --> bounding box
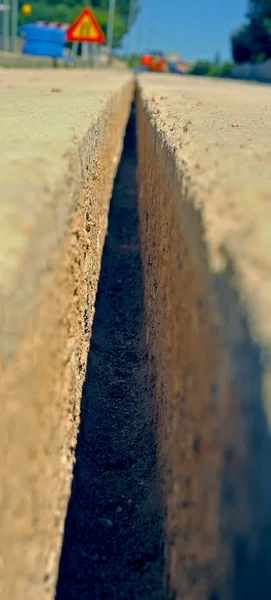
[71,40,79,59]
[106,0,115,55]
[82,42,88,62]
[1,0,10,51]
[128,0,134,31]
[92,42,98,68]
[11,0,18,51]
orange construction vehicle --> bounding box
[140,51,167,73]
[137,51,189,75]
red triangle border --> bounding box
[66,8,106,44]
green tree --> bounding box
[189,60,233,78]
[189,60,213,76]
[231,0,271,63]
[19,0,140,47]
[248,0,271,19]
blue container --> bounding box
[20,24,69,60]
[167,62,184,75]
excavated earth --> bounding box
[1,70,134,600]
[56,106,163,600]
[2,71,271,600]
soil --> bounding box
[1,77,133,600]
[55,107,164,600]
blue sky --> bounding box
[121,0,248,61]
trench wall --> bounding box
[2,71,271,600]
[136,77,271,600]
[1,73,133,600]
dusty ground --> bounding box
[55,108,163,600]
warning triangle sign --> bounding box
[66,7,106,44]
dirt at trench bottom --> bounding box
[55,106,164,600]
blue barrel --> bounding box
[167,62,184,75]
[20,24,67,59]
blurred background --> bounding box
[0,0,271,81]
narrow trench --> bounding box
[55,105,164,600]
